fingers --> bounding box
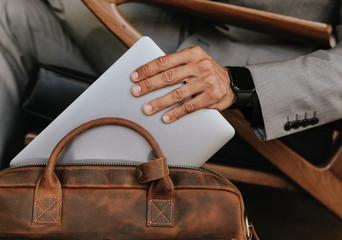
[130,46,208,83]
[129,46,234,123]
[136,62,232,122]
[161,93,210,123]
[131,64,195,96]
[142,79,204,115]
[131,52,189,83]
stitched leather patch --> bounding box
[147,199,174,227]
[33,196,61,225]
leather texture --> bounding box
[137,157,169,183]
[0,118,249,239]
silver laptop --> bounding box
[11,37,235,167]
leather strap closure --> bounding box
[136,157,169,183]
[137,156,175,227]
[147,177,175,227]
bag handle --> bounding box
[32,117,174,226]
[45,117,164,175]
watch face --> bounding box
[229,67,255,92]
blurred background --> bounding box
[237,182,342,240]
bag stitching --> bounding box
[32,173,62,225]
[150,200,172,224]
[34,197,59,223]
[148,199,173,226]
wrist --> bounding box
[227,66,255,109]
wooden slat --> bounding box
[203,163,296,190]
[101,0,335,48]
[222,110,342,219]
[82,0,143,47]
[329,145,342,180]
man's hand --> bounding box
[130,46,236,123]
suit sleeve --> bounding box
[247,24,342,140]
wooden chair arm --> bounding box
[83,0,335,48]
[82,0,342,219]
[221,109,342,219]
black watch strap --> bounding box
[227,66,255,109]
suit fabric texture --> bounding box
[49,0,342,140]
[177,0,342,140]
[0,0,341,166]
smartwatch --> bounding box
[227,66,255,109]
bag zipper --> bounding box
[1,161,241,207]
[1,162,233,185]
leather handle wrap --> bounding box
[137,157,169,183]
[45,117,164,176]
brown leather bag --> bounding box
[0,117,257,239]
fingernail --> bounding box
[162,115,170,123]
[143,104,152,114]
[132,85,141,95]
[131,71,139,81]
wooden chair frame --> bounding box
[82,0,342,219]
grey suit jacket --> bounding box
[50,0,342,141]
[177,0,342,140]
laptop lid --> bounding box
[11,37,234,167]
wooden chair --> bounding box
[82,0,342,219]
